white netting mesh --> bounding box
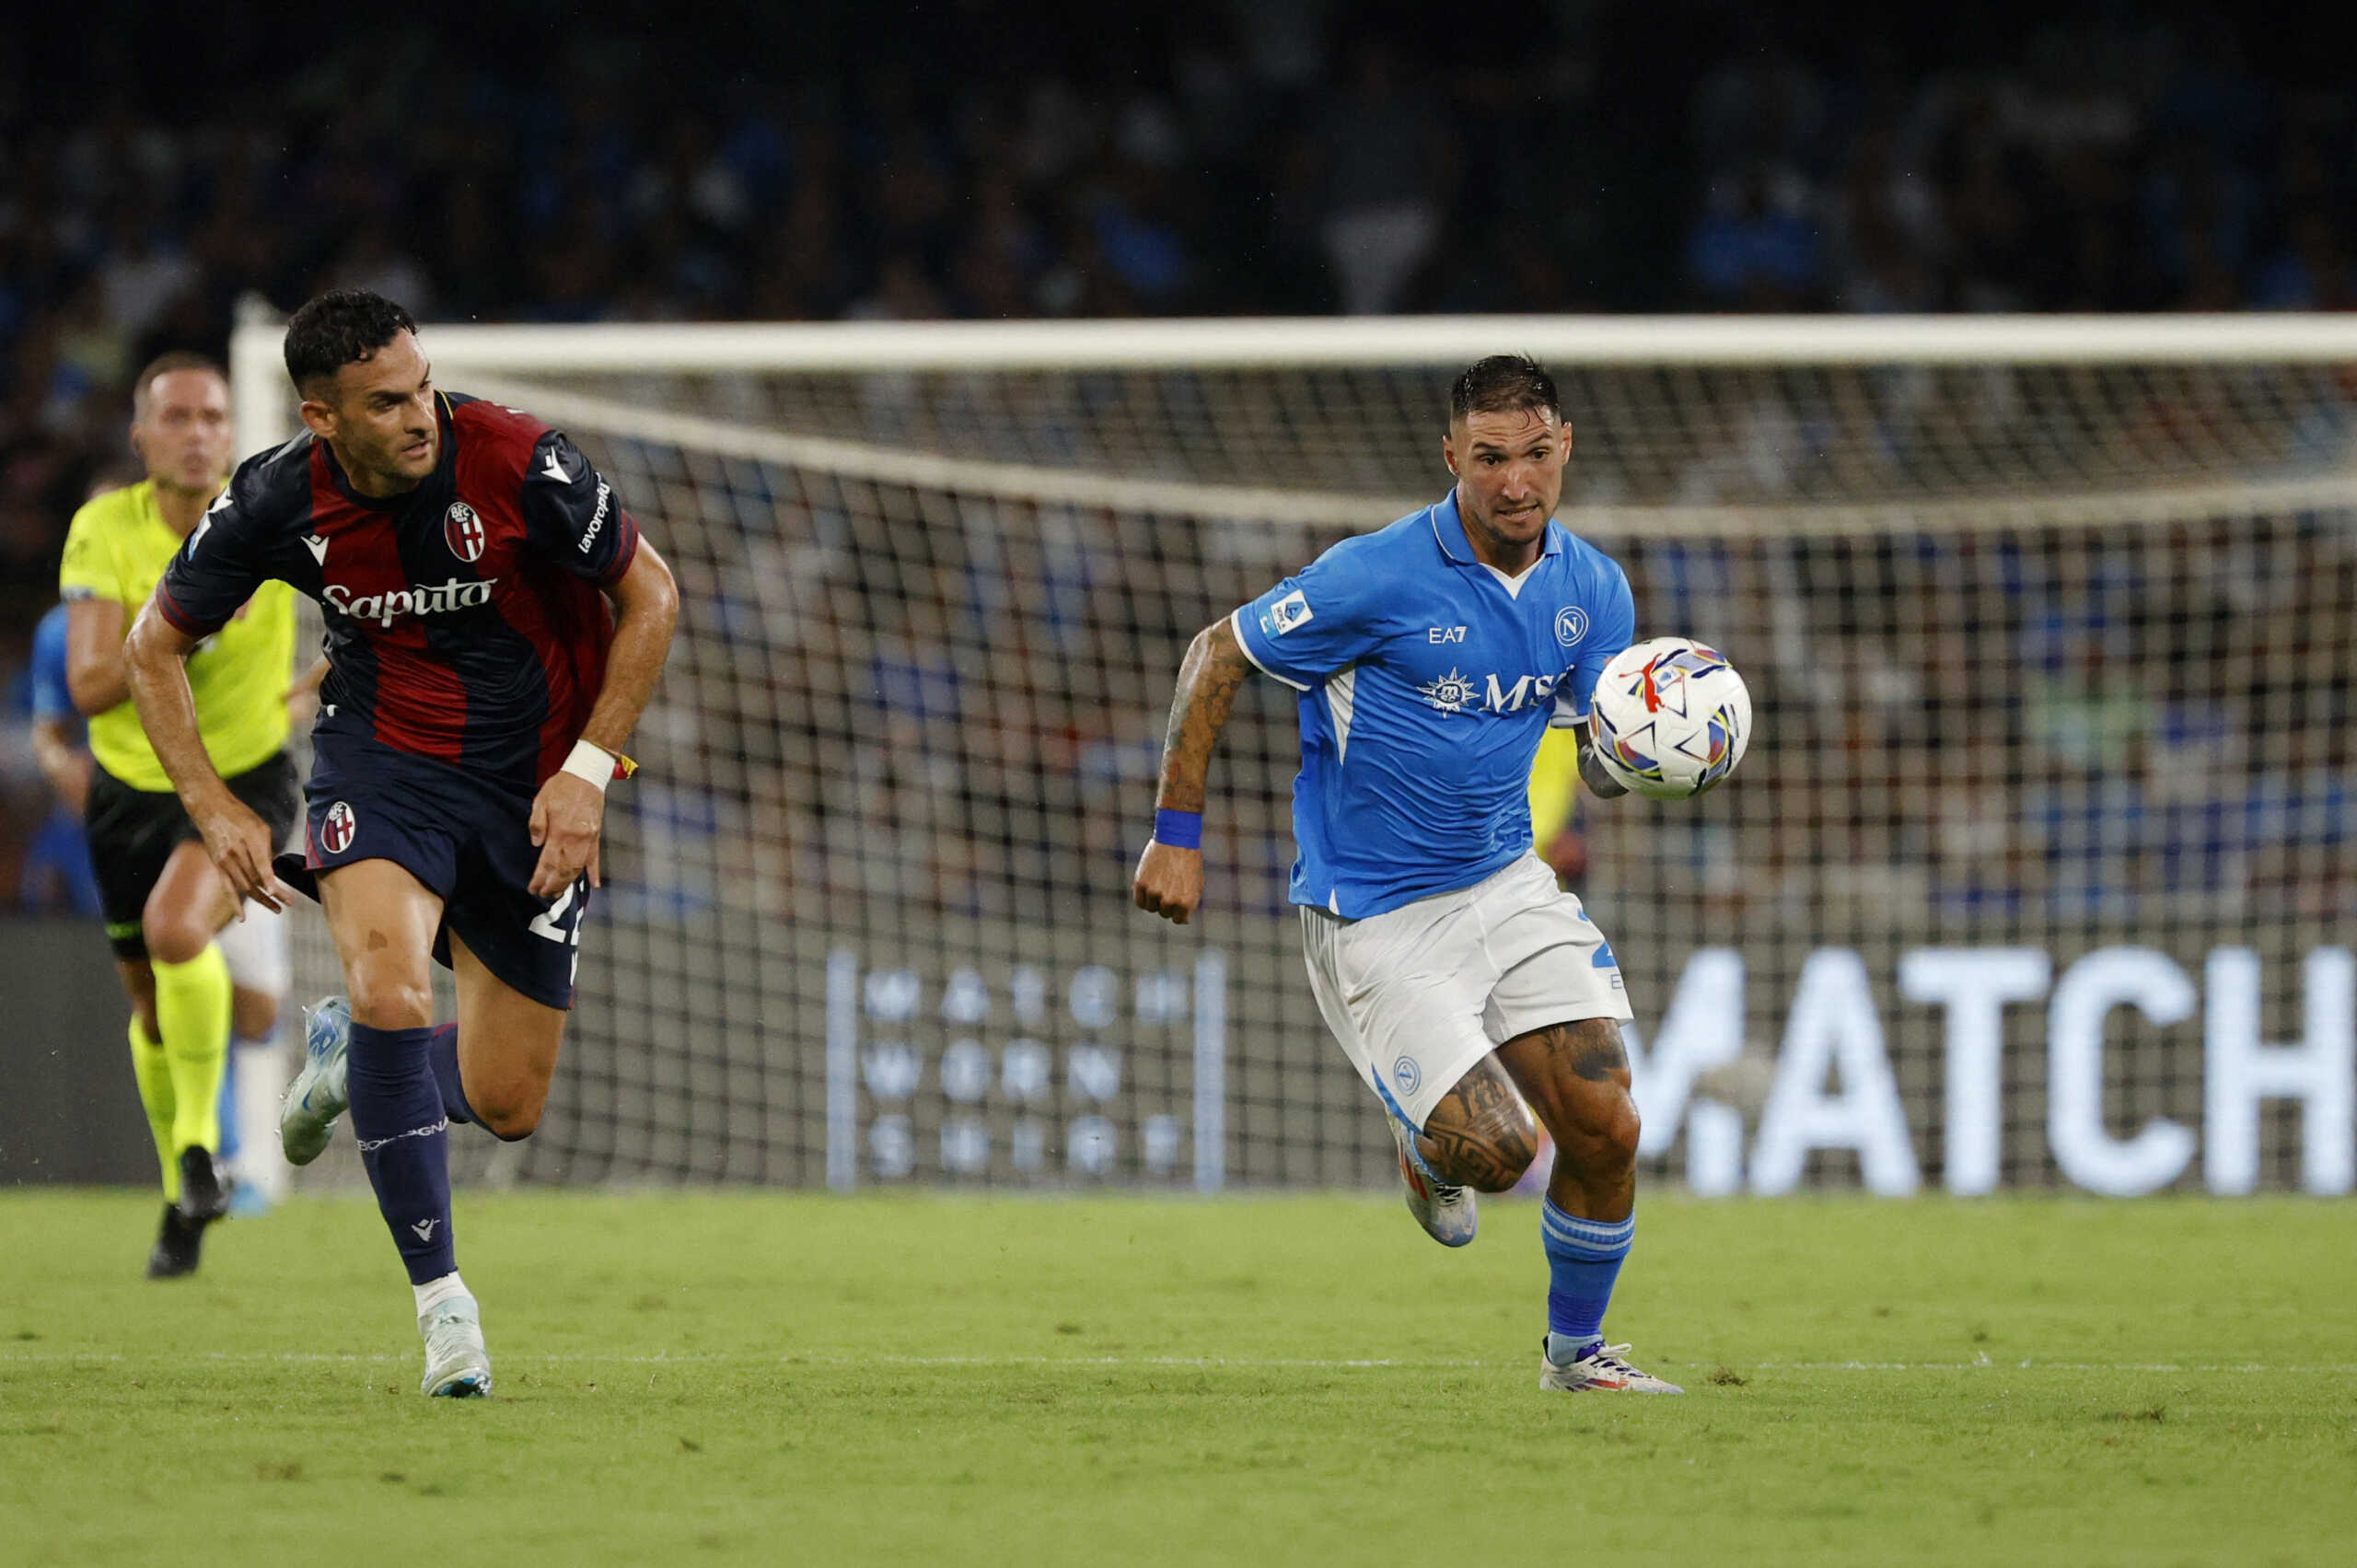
[260,322,2357,1192]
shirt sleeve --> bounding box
[1551,555,1637,726]
[153,485,269,638]
[521,430,639,586]
[1231,540,1389,691]
[56,502,118,605]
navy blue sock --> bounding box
[346,1021,456,1286]
[1542,1201,1633,1365]
[426,1024,478,1127]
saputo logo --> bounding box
[323,576,498,628]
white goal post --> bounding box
[230,308,2357,1197]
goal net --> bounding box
[230,314,2357,1196]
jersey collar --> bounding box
[1429,489,1562,569]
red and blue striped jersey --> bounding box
[155,393,641,787]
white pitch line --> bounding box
[0,1352,1492,1369]
[4,1352,2354,1373]
[1764,1360,2357,1374]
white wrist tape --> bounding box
[560,738,615,793]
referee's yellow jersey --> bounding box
[58,479,295,793]
[1529,724,1584,851]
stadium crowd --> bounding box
[4,1,2351,911]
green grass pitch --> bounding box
[3,1190,2352,1566]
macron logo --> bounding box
[412,1218,440,1241]
[538,447,571,484]
[302,534,329,565]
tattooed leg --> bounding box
[1496,1017,1642,1220]
[1415,1054,1538,1193]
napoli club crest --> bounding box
[1554,606,1589,647]
[319,800,357,855]
[444,502,485,563]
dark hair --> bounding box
[1448,354,1560,425]
[132,350,226,417]
[283,289,418,391]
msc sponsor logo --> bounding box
[1416,667,1566,716]
[322,576,498,628]
[1417,667,1479,713]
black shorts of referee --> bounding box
[83,750,300,961]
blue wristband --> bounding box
[1154,808,1203,850]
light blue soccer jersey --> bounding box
[1234,494,1635,919]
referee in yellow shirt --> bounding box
[1529,725,1589,884]
[60,352,299,1277]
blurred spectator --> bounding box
[1,0,2352,906]
[1313,41,1453,315]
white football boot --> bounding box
[1538,1341,1685,1394]
[1389,1118,1478,1247]
[420,1295,493,1398]
[279,996,352,1166]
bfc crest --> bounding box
[319,800,357,854]
[444,502,486,563]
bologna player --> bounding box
[1132,355,1680,1393]
[124,291,679,1395]
[60,357,299,1277]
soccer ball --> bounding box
[1586,637,1753,800]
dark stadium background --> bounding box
[3,0,2350,905]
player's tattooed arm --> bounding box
[1133,617,1253,924]
[1153,616,1255,813]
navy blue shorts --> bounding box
[276,726,589,1010]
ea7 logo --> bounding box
[1428,626,1467,644]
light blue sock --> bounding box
[1542,1201,1632,1365]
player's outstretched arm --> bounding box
[526,540,679,900]
[1132,616,1255,926]
[123,601,283,912]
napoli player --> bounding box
[1132,356,1678,1393]
[123,291,679,1395]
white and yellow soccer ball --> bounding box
[1587,636,1752,800]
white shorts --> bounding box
[215,903,289,999]
[1299,854,1633,1132]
